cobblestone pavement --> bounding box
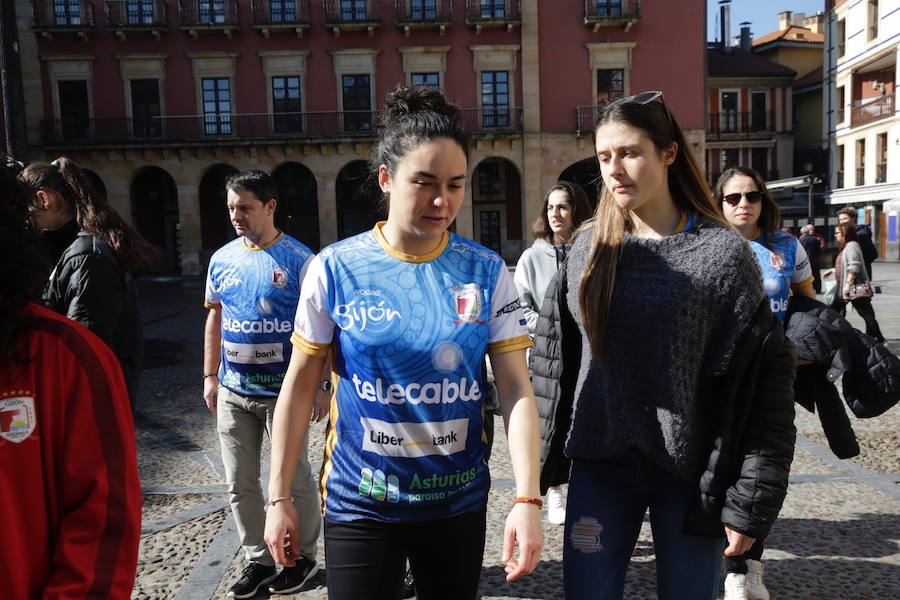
[132,263,900,600]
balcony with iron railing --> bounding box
[583,0,640,32]
[394,0,452,34]
[876,162,887,184]
[707,111,777,136]
[106,1,168,40]
[31,0,95,39]
[323,0,383,35]
[850,93,895,128]
[465,0,521,32]
[178,0,240,37]
[251,0,310,36]
[39,108,524,146]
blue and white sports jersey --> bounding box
[292,223,531,522]
[748,230,813,322]
[205,233,314,397]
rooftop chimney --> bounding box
[740,22,752,52]
[805,13,825,34]
[720,1,732,52]
[778,10,792,31]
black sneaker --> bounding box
[400,566,416,599]
[228,563,276,599]
[268,557,319,595]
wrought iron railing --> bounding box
[876,163,886,184]
[394,0,452,23]
[584,0,640,20]
[178,0,239,26]
[40,108,525,145]
[465,0,520,22]
[106,0,167,27]
[251,0,310,25]
[322,0,382,24]
[850,93,894,128]
[32,0,95,27]
[707,111,775,135]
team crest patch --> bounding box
[0,396,36,443]
[452,284,485,324]
[271,266,289,289]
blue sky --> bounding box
[708,0,828,43]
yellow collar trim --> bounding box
[243,231,283,251]
[373,222,449,263]
[672,212,688,234]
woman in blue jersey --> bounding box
[264,86,543,599]
[714,166,813,600]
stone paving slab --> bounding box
[132,269,900,600]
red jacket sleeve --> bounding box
[41,317,141,600]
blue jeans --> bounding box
[563,454,725,600]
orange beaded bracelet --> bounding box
[513,496,544,509]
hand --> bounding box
[203,377,218,413]
[723,527,756,557]
[311,387,331,423]
[502,502,544,581]
[264,500,301,567]
[843,284,852,296]
[822,268,834,277]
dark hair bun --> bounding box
[381,84,461,126]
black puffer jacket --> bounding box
[534,270,796,540]
[43,222,143,405]
[787,294,899,422]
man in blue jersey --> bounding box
[202,171,325,598]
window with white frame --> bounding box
[720,90,739,133]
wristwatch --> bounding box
[319,380,333,392]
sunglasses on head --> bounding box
[722,191,763,206]
[608,90,673,124]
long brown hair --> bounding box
[580,94,727,361]
[19,157,158,272]
[835,221,857,251]
[713,167,780,245]
[531,180,591,243]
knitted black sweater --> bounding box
[564,219,764,481]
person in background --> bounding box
[19,157,156,407]
[824,223,885,343]
[837,207,878,282]
[264,85,543,599]
[515,180,590,526]
[203,171,325,598]
[537,92,796,600]
[714,166,815,600]
[799,224,824,294]
[0,160,141,599]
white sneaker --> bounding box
[546,487,566,525]
[723,572,749,600]
[746,560,770,600]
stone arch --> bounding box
[559,157,601,209]
[470,157,522,260]
[131,166,180,273]
[272,161,320,250]
[199,163,239,255]
[336,160,380,240]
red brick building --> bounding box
[14,0,707,273]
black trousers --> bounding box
[324,509,487,600]
[831,296,885,342]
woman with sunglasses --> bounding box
[715,167,816,321]
[713,167,814,600]
[824,222,885,342]
[535,91,796,600]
